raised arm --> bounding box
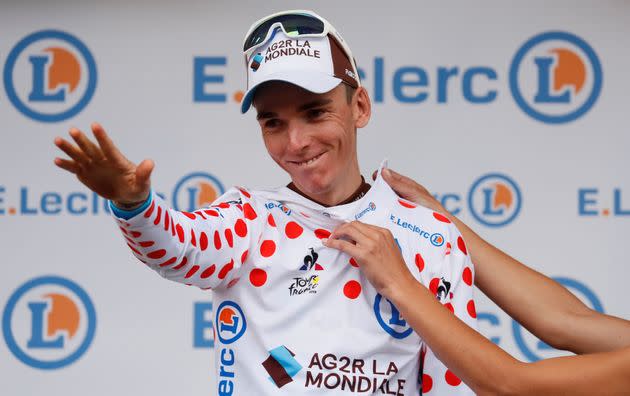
[54,123,257,290]
[376,168,630,354]
[324,220,630,395]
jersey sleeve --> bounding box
[110,186,262,290]
[420,224,478,395]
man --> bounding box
[54,10,478,395]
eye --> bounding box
[264,118,281,129]
[307,108,326,120]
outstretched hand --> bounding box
[54,122,154,205]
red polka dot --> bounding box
[285,221,303,239]
[225,228,234,247]
[195,211,206,220]
[240,250,249,264]
[314,229,331,239]
[429,278,440,295]
[139,240,154,248]
[119,226,129,236]
[349,257,359,267]
[343,280,361,299]
[444,302,454,313]
[398,199,417,209]
[260,240,276,257]
[143,200,155,218]
[445,370,462,386]
[234,219,247,237]
[199,232,208,251]
[462,267,473,286]
[200,265,216,279]
[147,249,166,259]
[204,209,219,217]
[185,265,200,279]
[467,300,477,318]
[238,188,251,198]
[217,202,230,209]
[153,206,162,225]
[227,278,240,288]
[130,231,142,238]
[172,256,188,270]
[243,203,257,220]
[457,236,468,255]
[176,224,185,243]
[422,374,433,393]
[445,242,452,255]
[158,257,177,267]
[218,259,235,280]
[182,211,196,220]
[191,229,197,247]
[214,230,222,250]
[267,214,276,227]
[127,243,142,256]
[415,253,425,272]
[433,212,451,223]
[249,268,267,287]
[164,211,170,231]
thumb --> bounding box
[135,159,154,187]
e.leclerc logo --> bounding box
[510,31,602,124]
[467,173,522,228]
[172,172,226,212]
[194,31,600,124]
[2,276,97,370]
[3,30,97,122]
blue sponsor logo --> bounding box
[509,31,602,124]
[193,31,601,124]
[373,294,413,339]
[2,276,97,369]
[578,188,630,217]
[355,201,376,220]
[4,30,97,122]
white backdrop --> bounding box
[1,0,629,395]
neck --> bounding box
[288,168,369,207]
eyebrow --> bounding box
[256,98,333,120]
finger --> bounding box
[54,157,80,174]
[382,168,424,202]
[323,237,363,258]
[135,159,154,186]
[69,127,102,160]
[91,122,127,163]
[372,170,377,181]
[330,221,372,245]
[54,136,91,164]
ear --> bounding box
[353,86,371,128]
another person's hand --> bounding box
[374,168,446,215]
[54,123,154,206]
[323,221,416,301]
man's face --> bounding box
[254,81,369,202]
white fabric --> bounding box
[113,165,478,395]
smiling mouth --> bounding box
[290,152,325,167]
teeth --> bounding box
[297,153,322,166]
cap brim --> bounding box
[240,71,342,113]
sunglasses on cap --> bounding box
[242,10,361,87]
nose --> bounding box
[286,120,311,153]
